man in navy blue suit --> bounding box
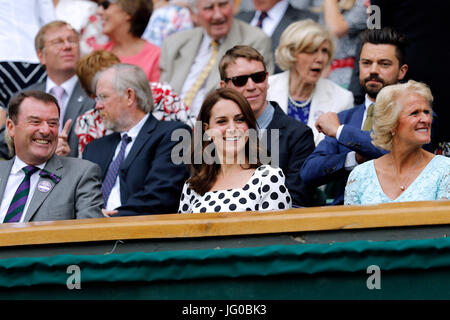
[219,45,316,207]
[83,64,190,216]
[301,28,409,205]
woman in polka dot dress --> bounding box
[178,88,291,213]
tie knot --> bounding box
[367,103,374,116]
[122,133,132,144]
[211,40,218,51]
[23,165,39,177]
[51,86,65,100]
[257,11,268,28]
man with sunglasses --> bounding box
[21,20,94,158]
[219,45,317,207]
[160,0,273,118]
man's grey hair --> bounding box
[93,63,154,113]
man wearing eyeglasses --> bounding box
[160,0,274,118]
[22,20,95,158]
[219,45,317,207]
[83,64,190,217]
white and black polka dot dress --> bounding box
[178,165,291,213]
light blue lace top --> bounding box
[345,155,450,205]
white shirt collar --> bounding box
[364,94,375,110]
[201,31,222,49]
[12,156,46,175]
[260,0,288,18]
[46,74,78,98]
[121,113,149,141]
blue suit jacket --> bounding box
[83,114,190,216]
[264,102,315,207]
[300,103,386,204]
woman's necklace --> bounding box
[288,94,312,108]
[390,152,423,191]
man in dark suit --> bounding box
[219,45,315,207]
[83,64,190,217]
[25,20,95,158]
[0,90,103,223]
[235,0,317,74]
[300,28,409,205]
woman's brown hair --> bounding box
[187,88,262,195]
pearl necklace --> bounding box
[288,94,312,108]
[390,152,423,191]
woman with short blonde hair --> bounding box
[371,80,433,151]
[345,80,449,205]
[275,19,335,72]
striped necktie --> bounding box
[362,103,374,131]
[101,134,132,206]
[184,40,218,107]
[3,165,39,223]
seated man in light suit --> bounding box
[0,90,103,223]
[235,0,317,74]
[83,64,190,217]
[160,0,274,118]
[300,28,409,205]
[219,45,316,207]
[25,20,95,158]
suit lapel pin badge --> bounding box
[37,180,52,193]
[78,96,84,103]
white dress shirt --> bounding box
[0,0,56,62]
[105,114,149,211]
[46,75,78,132]
[337,95,375,170]
[180,32,216,118]
[0,157,46,223]
[249,0,289,37]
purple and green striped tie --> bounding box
[101,134,131,205]
[3,165,39,223]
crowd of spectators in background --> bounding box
[0,0,448,223]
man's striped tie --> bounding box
[101,134,132,206]
[3,165,39,223]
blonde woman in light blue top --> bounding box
[345,80,450,205]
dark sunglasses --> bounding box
[99,0,116,9]
[224,71,267,87]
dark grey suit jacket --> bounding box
[0,155,103,222]
[25,78,95,158]
[236,4,318,73]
